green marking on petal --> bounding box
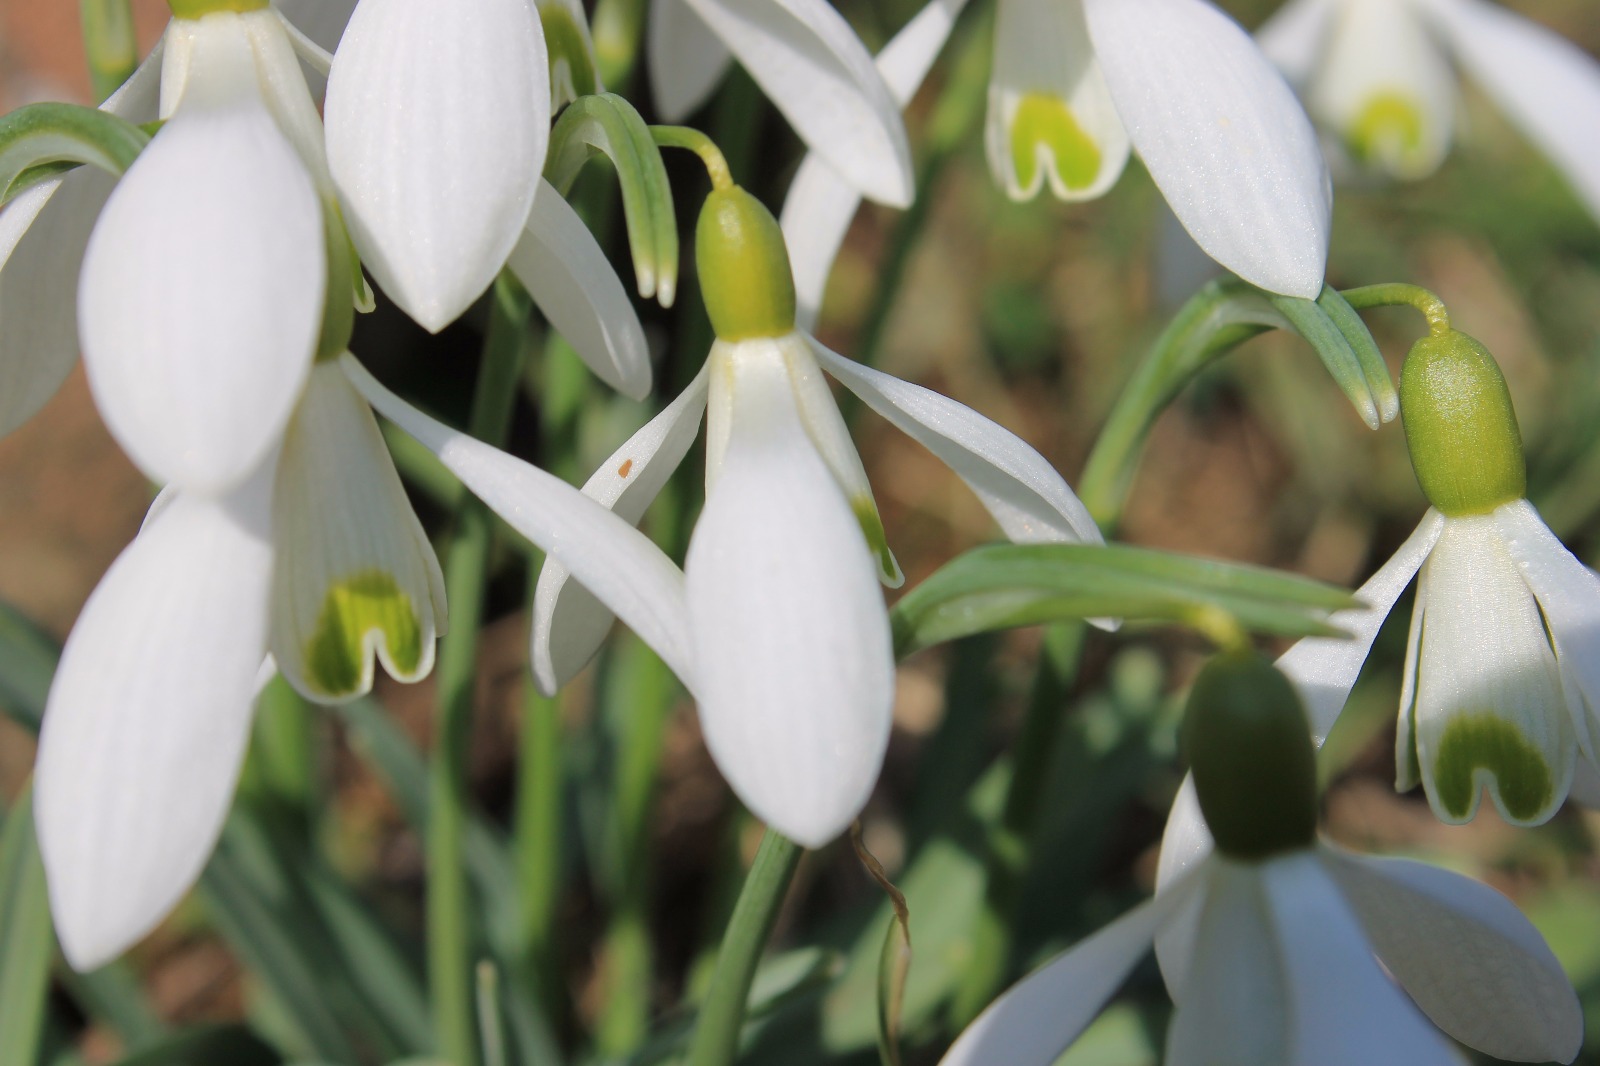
[1432,713,1554,823]
[1009,92,1101,196]
[167,0,268,18]
[852,495,901,586]
[540,3,598,103]
[1349,92,1425,170]
[305,569,424,698]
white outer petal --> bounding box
[275,0,362,53]
[1262,852,1459,1064]
[1255,0,1339,85]
[679,0,914,207]
[35,466,276,971]
[1418,0,1600,222]
[648,0,733,121]
[687,339,893,847]
[986,0,1129,202]
[1323,844,1583,1063]
[343,355,697,689]
[326,0,551,331]
[1497,499,1600,769]
[1084,0,1331,298]
[809,337,1103,545]
[939,864,1206,1066]
[532,366,709,695]
[1412,515,1573,826]
[104,37,164,122]
[781,0,968,329]
[0,169,114,438]
[1152,774,1209,984]
[1277,509,1443,743]
[78,34,324,493]
[270,362,446,703]
[508,180,652,401]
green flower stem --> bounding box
[1341,283,1451,337]
[686,830,803,1066]
[430,272,535,1066]
[80,0,137,102]
[950,623,1084,1024]
[511,570,564,1009]
[591,0,647,91]
[651,126,734,191]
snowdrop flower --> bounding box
[647,0,915,207]
[946,652,1582,1066]
[1259,0,1600,220]
[522,183,1103,846]
[34,357,447,970]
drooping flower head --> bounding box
[946,651,1582,1065]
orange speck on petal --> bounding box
[617,459,634,478]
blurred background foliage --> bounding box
[0,0,1596,1063]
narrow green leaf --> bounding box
[1318,285,1397,423]
[79,0,138,103]
[104,1024,282,1066]
[0,102,149,203]
[1267,292,1380,429]
[0,601,57,733]
[849,828,911,1066]
[544,93,678,306]
[0,786,54,1066]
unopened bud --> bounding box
[1400,329,1525,517]
[695,186,796,342]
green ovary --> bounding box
[540,3,597,99]
[1349,92,1425,169]
[1009,93,1101,195]
[305,570,423,697]
[167,0,267,17]
[1431,714,1553,823]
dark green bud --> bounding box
[1183,651,1318,861]
[695,185,796,342]
[1399,329,1526,517]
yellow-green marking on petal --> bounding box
[852,496,902,587]
[1009,92,1101,196]
[306,570,423,697]
[1431,714,1554,824]
[1349,92,1425,171]
[539,3,597,102]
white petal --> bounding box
[781,0,968,329]
[326,0,551,331]
[940,864,1206,1066]
[1413,515,1573,826]
[1083,0,1331,299]
[986,0,1130,202]
[686,339,893,847]
[78,28,324,493]
[1497,499,1600,762]
[1419,0,1600,222]
[1165,859,1287,1064]
[809,337,1103,546]
[1152,774,1210,985]
[531,366,709,695]
[1324,844,1582,1062]
[103,37,163,122]
[781,335,901,586]
[275,0,362,54]
[1255,0,1339,85]
[679,0,914,207]
[1308,0,1456,180]
[1261,852,1458,1064]
[507,180,652,401]
[247,10,335,195]
[270,363,445,703]
[0,169,114,438]
[35,466,276,970]
[1276,509,1444,743]
[647,0,733,121]
[1395,548,1430,790]
[342,354,697,689]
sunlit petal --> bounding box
[647,0,733,121]
[35,465,276,970]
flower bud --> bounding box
[1400,329,1526,517]
[167,0,267,18]
[695,185,796,342]
[1183,650,1318,861]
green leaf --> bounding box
[104,1024,283,1066]
[79,0,138,104]
[544,93,678,306]
[1317,285,1397,423]
[891,543,1356,657]
[0,102,150,203]
[1267,290,1384,430]
[0,785,54,1066]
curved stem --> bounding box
[1341,283,1451,336]
[430,272,534,1066]
[652,125,735,191]
[686,831,803,1066]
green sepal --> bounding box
[1267,285,1396,430]
[1183,650,1318,861]
[0,102,151,205]
[544,93,678,306]
[1399,329,1526,516]
[695,185,797,342]
[888,542,1356,659]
